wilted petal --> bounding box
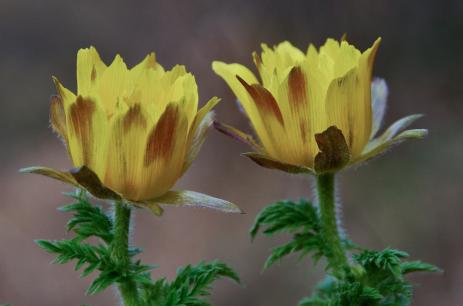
[314,126,351,174]
[151,190,242,213]
[243,152,314,174]
[70,166,121,200]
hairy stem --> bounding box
[111,200,139,306]
[316,174,349,277]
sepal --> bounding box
[314,126,350,174]
[70,166,121,200]
[243,152,314,174]
[20,165,122,201]
[144,190,242,214]
[20,166,79,187]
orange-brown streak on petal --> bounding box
[50,95,67,138]
[123,104,147,131]
[288,67,308,111]
[90,66,97,82]
[145,104,179,166]
[252,51,262,70]
[69,96,96,165]
[236,75,284,126]
[300,121,308,143]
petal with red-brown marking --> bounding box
[287,66,308,111]
[236,76,284,126]
[145,104,182,166]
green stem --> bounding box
[112,200,140,306]
[316,173,349,277]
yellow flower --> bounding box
[212,38,427,174]
[22,47,241,215]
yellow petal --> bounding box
[274,67,315,166]
[150,190,242,213]
[130,53,163,78]
[52,77,76,108]
[259,41,305,85]
[103,104,151,200]
[236,76,286,158]
[324,68,360,155]
[76,46,107,95]
[141,103,189,200]
[65,96,109,172]
[212,62,266,140]
[97,54,129,116]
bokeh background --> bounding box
[1,0,462,305]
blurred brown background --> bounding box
[1,0,462,305]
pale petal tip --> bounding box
[224,202,244,214]
[404,128,428,139]
[19,167,35,174]
[211,61,226,72]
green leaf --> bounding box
[354,248,409,276]
[250,199,332,269]
[400,261,442,274]
[264,232,323,269]
[250,199,319,239]
[59,192,113,243]
[141,261,240,306]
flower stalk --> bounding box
[316,174,349,277]
[111,200,140,306]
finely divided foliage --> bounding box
[36,191,239,304]
[251,199,440,306]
